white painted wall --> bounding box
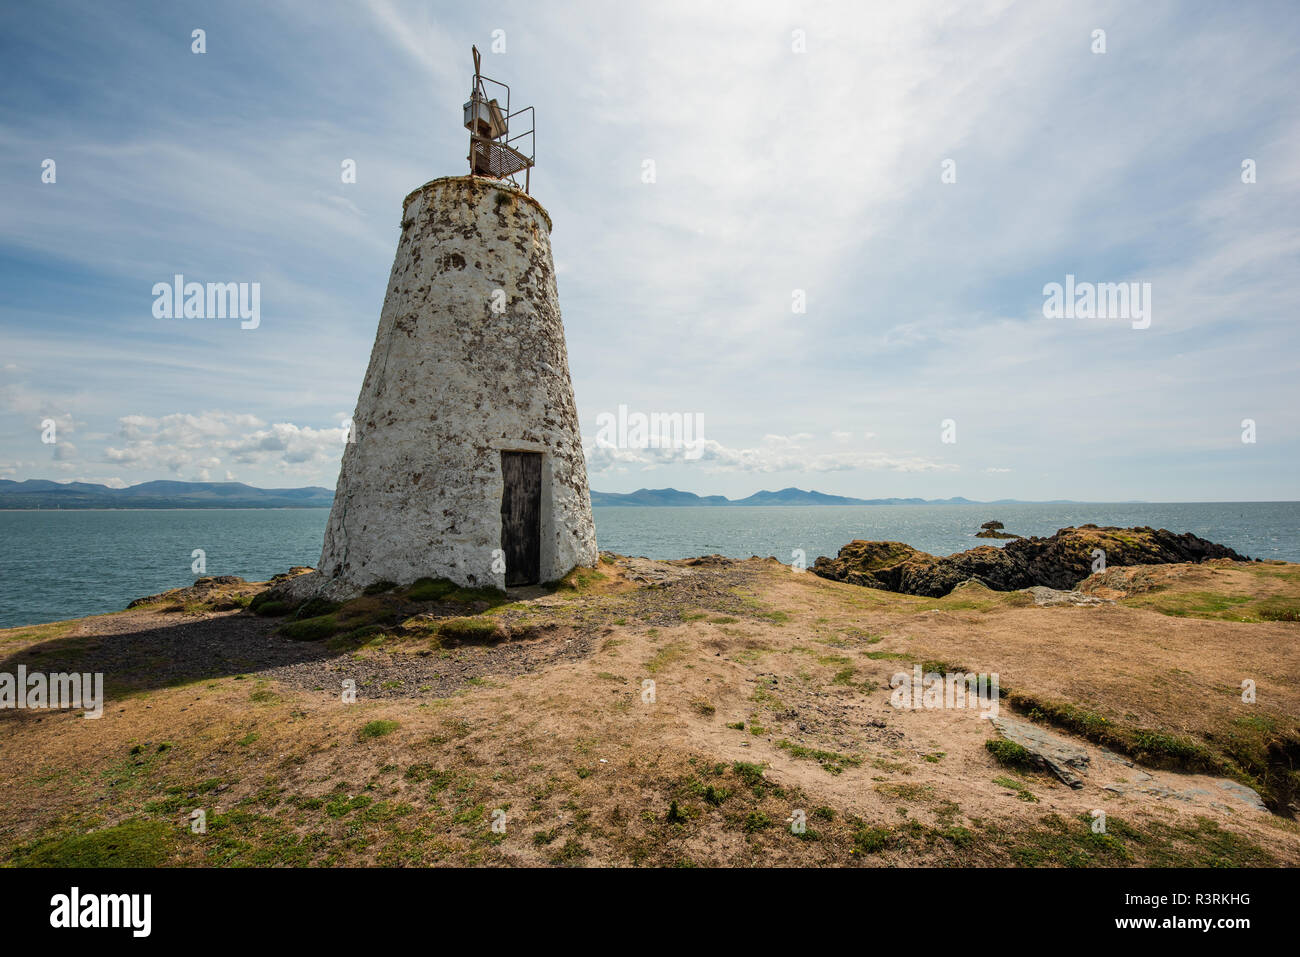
[313,175,598,596]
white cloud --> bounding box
[103,411,345,481]
[585,433,955,475]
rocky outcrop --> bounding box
[811,525,1250,597]
[810,541,1029,595]
[976,520,1021,539]
[1010,525,1248,590]
[127,576,249,609]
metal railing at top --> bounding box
[468,66,536,193]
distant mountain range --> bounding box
[0,480,1085,510]
[589,487,1083,506]
[0,479,334,509]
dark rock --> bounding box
[976,519,1021,539]
[1008,525,1247,590]
[812,525,1248,597]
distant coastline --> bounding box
[0,479,333,510]
[0,478,1182,510]
[589,487,1103,507]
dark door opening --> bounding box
[500,451,542,586]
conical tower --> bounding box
[316,54,596,595]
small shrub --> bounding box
[437,617,504,644]
[731,761,766,789]
[358,720,399,740]
[249,591,293,617]
[406,577,458,602]
[1256,601,1300,622]
[279,615,340,641]
[701,784,729,806]
[293,597,341,620]
[985,738,1040,771]
[1131,731,1215,767]
[326,624,386,651]
[853,826,892,854]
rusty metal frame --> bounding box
[466,46,535,193]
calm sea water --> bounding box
[1,502,1296,628]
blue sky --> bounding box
[1,0,1297,501]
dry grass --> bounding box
[1,556,1297,867]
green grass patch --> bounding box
[358,719,399,740]
[249,595,293,617]
[985,738,1040,771]
[775,739,861,775]
[405,578,458,602]
[9,818,177,867]
[645,642,691,674]
[435,617,504,644]
[292,597,341,620]
[406,577,507,606]
[279,614,339,641]
[853,826,893,854]
[993,774,1039,802]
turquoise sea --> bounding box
[1,502,1296,628]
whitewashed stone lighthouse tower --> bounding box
[317,48,597,593]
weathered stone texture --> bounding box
[317,175,597,594]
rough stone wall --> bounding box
[317,175,598,594]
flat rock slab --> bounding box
[990,715,1090,788]
[1216,780,1270,812]
[604,556,697,586]
[994,718,1271,812]
[1024,586,1113,607]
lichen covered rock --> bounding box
[812,525,1249,597]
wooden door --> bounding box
[500,451,542,586]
